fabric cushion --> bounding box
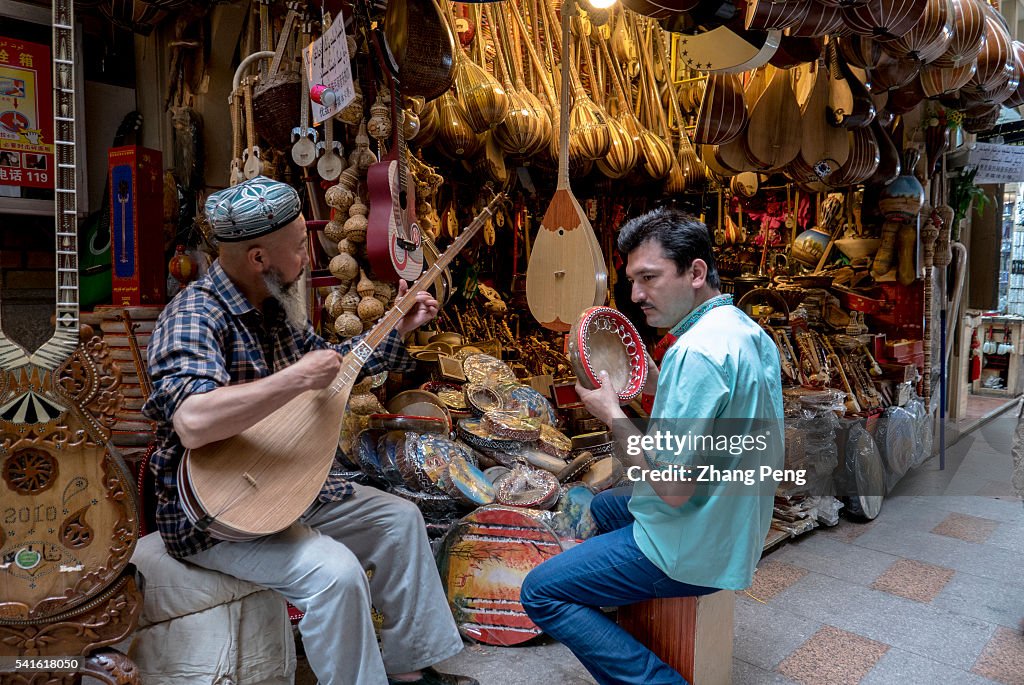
[132,532,271,625]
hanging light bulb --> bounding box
[587,0,619,7]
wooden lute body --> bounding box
[179,195,505,541]
[525,0,607,332]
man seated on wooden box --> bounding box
[521,207,785,684]
[143,176,475,685]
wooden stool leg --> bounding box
[81,649,140,685]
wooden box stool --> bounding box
[617,591,735,685]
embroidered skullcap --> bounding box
[204,176,302,242]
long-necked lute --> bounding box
[178,193,505,541]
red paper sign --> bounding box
[0,37,54,189]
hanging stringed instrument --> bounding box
[178,194,505,541]
[366,28,425,282]
[0,0,139,628]
[745,65,802,171]
[525,0,607,333]
[798,59,850,182]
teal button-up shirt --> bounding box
[628,304,784,590]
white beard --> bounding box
[263,268,309,330]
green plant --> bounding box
[949,166,991,240]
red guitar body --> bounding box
[366,147,424,282]
[366,28,424,283]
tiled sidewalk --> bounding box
[727,408,1024,685]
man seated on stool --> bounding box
[521,207,784,685]
[143,176,476,685]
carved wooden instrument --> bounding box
[827,40,876,129]
[745,65,802,170]
[241,78,263,179]
[366,30,425,282]
[797,60,850,183]
[315,117,344,181]
[526,0,607,333]
[121,311,154,401]
[880,0,953,64]
[669,20,781,73]
[931,0,985,68]
[790,1,846,38]
[0,0,138,623]
[178,194,506,541]
[745,0,809,31]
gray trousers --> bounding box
[187,484,464,685]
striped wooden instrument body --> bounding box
[932,0,985,68]
[0,0,138,624]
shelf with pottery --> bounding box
[969,315,1023,397]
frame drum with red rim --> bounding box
[568,307,648,402]
[435,506,566,645]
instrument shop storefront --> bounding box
[2,0,1019,680]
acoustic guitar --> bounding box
[178,194,506,541]
[366,29,425,282]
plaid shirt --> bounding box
[143,261,415,559]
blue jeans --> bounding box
[520,487,717,685]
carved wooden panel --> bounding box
[0,337,138,621]
[0,573,141,658]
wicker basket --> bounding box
[253,70,302,150]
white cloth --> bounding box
[187,484,464,685]
[127,533,295,685]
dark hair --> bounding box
[616,207,721,289]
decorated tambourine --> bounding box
[462,353,517,386]
[438,456,497,507]
[421,381,472,417]
[397,433,468,495]
[457,418,526,455]
[499,383,559,426]
[494,465,561,510]
[368,413,449,435]
[568,306,649,402]
[537,424,572,459]
[464,383,504,415]
[482,411,542,442]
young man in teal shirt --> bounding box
[520,207,784,684]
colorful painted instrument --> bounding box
[568,307,649,402]
[494,466,561,510]
[178,195,505,542]
[436,506,566,645]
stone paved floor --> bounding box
[296,409,1024,685]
